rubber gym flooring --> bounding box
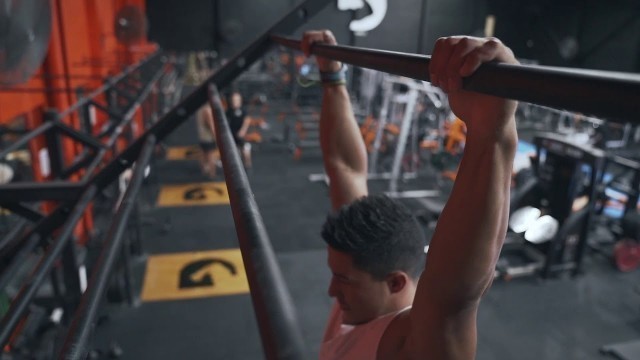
[91,97,640,360]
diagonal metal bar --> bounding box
[57,136,157,360]
[0,186,97,348]
[0,121,55,160]
[111,85,137,103]
[88,101,124,122]
[0,202,44,222]
[209,85,307,359]
[61,53,160,118]
[61,149,96,179]
[0,182,84,202]
[53,122,106,149]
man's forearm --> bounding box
[320,85,368,210]
[420,121,517,307]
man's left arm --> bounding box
[403,36,519,360]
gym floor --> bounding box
[91,96,640,360]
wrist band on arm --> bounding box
[320,64,347,86]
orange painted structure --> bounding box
[0,0,156,241]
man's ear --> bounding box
[385,272,408,294]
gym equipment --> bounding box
[291,108,321,160]
[591,155,640,272]
[524,215,559,244]
[369,75,445,198]
[308,74,447,198]
[497,133,606,279]
[509,206,542,234]
[0,51,170,358]
[354,67,384,118]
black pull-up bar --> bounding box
[208,84,307,360]
[271,35,640,123]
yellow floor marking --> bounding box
[157,182,229,207]
[141,248,249,302]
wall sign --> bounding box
[338,0,388,33]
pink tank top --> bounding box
[319,303,410,360]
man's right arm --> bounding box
[303,30,368,211]
[320,84,368,211]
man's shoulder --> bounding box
[377,308,412,360]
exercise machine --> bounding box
[497,133,606,279]
[368,75,448,198]
[590,155,640,272]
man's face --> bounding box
[327,246,391,325]
[231,93,242,109]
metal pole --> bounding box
[0,122,55,160]
[389,87,419,194]
[0,235,40,293]
[76,87,93,135]
[270,35,640,122]
[56,136,156,360]
[209,84,307,360]
[61,53,161,118]
[0,186,97,348]
[44,110,64,178]
[369,78,392,174]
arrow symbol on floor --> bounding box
[183,185,225,200]
[178,258,237,289]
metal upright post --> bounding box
[75,87,93,135]
[389,87,418,194]
[60,237,83,321]
[43,110,64,179]
[43,109,83,320]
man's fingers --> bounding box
[302,30,336,57]
[458,38,515,77]
[445,37,483,92]
[430,36,517,92]
[322,30,338,45]
[458,40,500,77]
[302,31,323,56]
[429,37,461,93]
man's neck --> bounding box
[384,284,416,315]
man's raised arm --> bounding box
[302,31,368,211]
[406,37,519,359]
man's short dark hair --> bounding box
[321,194,426,280]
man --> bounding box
[226,91,252,168]
[194,62,219,179]
[195,104,218,179]
[302,30,518,359]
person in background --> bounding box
[195,104,218,179]
[226,91,252,169]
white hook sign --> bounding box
[337,0,388,33]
